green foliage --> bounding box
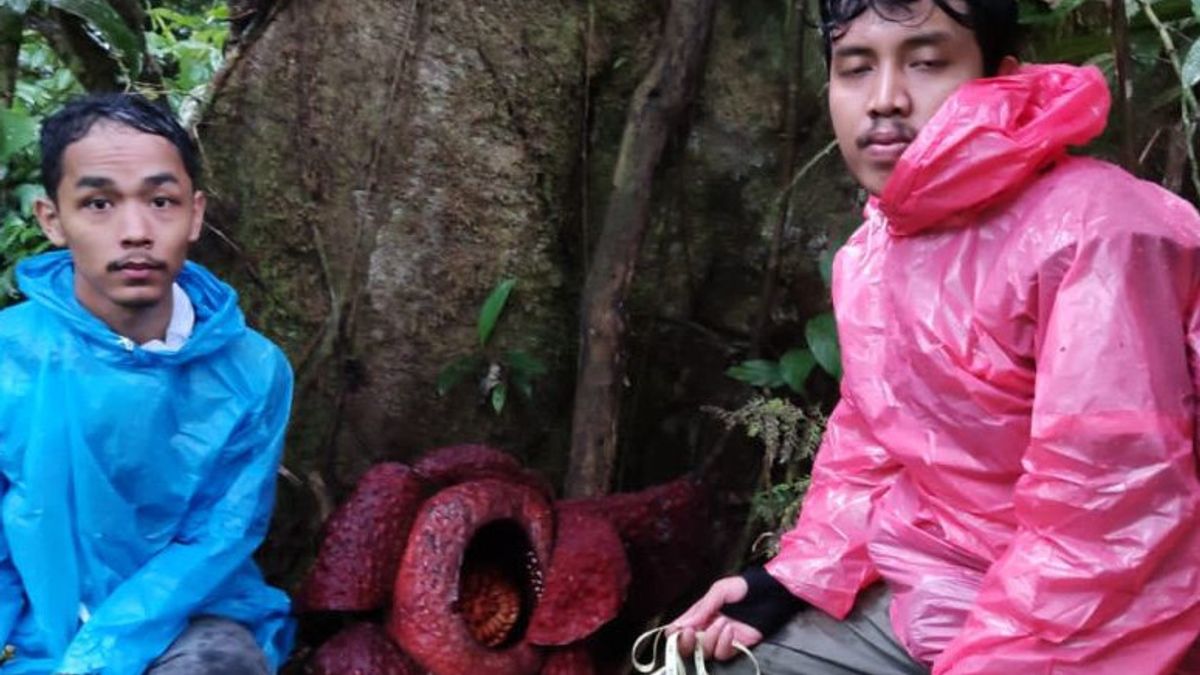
[1,32,76,308]
[145,3,229,111]
[805,313,840,380]
[726,311,842,397]
[706,397,827,559]
[55,0,144,76]
[477,277,516,346]
[0,2,229,310]
[435,279,547,415]
[748,477,810,556]
[1018,0,1200,195]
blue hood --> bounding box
[15,250,246,365]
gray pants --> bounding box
[145,617,269,675]
[712,585,928,675]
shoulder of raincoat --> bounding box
[0,250,295,674]
[765,64,1200,673]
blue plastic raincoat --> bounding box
[766,64,1200,672]
[0,250,294,674]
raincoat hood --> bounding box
[879,64,1110,236]
[16,249,245,363]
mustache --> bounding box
[107,255,167,272]
[856,121,918,149]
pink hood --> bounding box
[882,64,1110,235]
[766,64,1200,673]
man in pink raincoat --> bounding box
[671,0,1200,672]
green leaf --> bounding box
[818,249,835,289]
[779,349,816,394]
[48,0,143,78]
[503,349,547,377]
[1018,0,1088,24]
[1184,40,1200,88]
[491,381,508,413]
[13,183,44,216]
[477,278,516,346]
[436,354,484,396]
[0,1,34,13]
[806,313,842,379]
[0,107,37,163]
[727,359,786,389]
[511,370,535,400]
[1192,0,1200,20]
[819,223,853,289]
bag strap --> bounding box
[632,626,760,675]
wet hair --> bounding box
[819,0,1020,76]
[39,92,200,200]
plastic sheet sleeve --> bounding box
[935,232,1200,673]
[766,394,905,619]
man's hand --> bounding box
[668,576,764,661]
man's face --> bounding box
[827,1,986,195]
[35,121,204,322]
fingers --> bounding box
[710,618,765,662]
[671,576,748,630]
[672,584,725,628]
[720,622,740,660]
[676,626,697,656]
[667,576,757,661]
[698,616,727,659]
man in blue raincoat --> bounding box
[0,94,294,673]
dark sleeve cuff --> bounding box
[719,566,806,637]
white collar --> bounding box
[139,283,194,353]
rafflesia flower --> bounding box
[298,445,711,675]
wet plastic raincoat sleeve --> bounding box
[54,357,294,675]
[934,232,1200,673]
[766,394,905,619]
[0,475,23,648]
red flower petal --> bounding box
[390,479,554,675]
[558,477,713,620]
[539,644,596,675]
[309,623,425,675]
[298,463,429,611]
[527,509,630,646]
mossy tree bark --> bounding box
[198,0,586,494]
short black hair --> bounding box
[819,0,1020,76]
[39,93,200,201]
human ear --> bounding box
[33,197,67,247]
[188,191,206,243]
[996,56,1020,76]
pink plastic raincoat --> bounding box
[765,64,1200,673]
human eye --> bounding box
[909,50,949,71]
[912,59,948,70]
[150,195,180,209]
[81,196,112,211]
[835,60,872,78]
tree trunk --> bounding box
[0,8,22,106]
[197,0,585,488]
[565,0,718,498]
[28,10,122,92]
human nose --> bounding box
[868,64,911,118]
[119,206,154,248]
